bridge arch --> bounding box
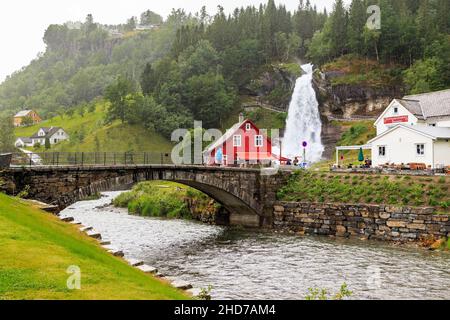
[2,166,289,227]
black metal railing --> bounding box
[9,152,174,167]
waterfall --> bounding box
[282,63,324,163]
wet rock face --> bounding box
[312,71,404,119]
[243,65,300,112]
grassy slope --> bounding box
[278,171,450,212]
[15,103,173,153]
[0,193,188,300]
[312,120,377,171]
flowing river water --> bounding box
[61,192,450,300]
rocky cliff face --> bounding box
[242,64,300,112]
[313,70,404,119]
[313,70,404,159]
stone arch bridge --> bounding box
[0,165,291,227]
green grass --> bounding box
[277,171,450,211]
[15,102,174,153]
[221,104,287,137]
[276,62,302,78]
[311,120,376,171]
[0,193,188,300]
[244,109,287,132]
[114,181,211,219]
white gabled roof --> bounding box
[373,99,419,126]
[14,110,33,117]
[368,124,450,144]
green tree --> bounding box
[45,138,51,150]
[347,0,367,55]
[404,57,444,94]
[0,116,14,152]
[140,10,163,26]
[104,76,136,124]
[140,63,157,96]
[183,72,236,128]
[21,116,34,127]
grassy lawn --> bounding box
[277,171,450,212]
[312,120,376,171]
[0,193,188,300]
[15,102,174,153]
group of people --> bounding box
[286,156,306,168]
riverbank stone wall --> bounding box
[273,202,449,241]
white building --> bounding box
[374,89,450,135]
[337,89,450,169]
[30,127,69,146]
[15,137,34,148]
[15,127,70,148]
[368,125,450,169]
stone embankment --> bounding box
[273,202,449,242]
[56,213,201,297]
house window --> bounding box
[233,135,242,147]
[393,107,398,114]
[416,144,425,156]
[255,135,263,147]
[245,123,251,131]
[54,139,57,143]
[223,155,228,165]
[378,146,386,157]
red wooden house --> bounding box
[203,114,288,166]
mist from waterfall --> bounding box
[282,63,324,163]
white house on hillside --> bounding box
[15,127,69,148]
[337,89,450,169]
[31,127,69,146]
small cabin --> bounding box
[13,110,41,127]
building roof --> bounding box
[396,99,425,120]
[30,127,63,139]
[14,110,33,118]
[403,88,450,120]
[368,124,450,144]
[16,137,32,143]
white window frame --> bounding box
[222,155,228,165]
[245,123,251,131]
[378,145,386,157]
[255,135,263,147]
[233,135,242,147]
[393,107,399,114]
[416,143,425,156]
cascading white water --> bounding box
[282,63,324,163]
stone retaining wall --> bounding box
[273,202,450,241]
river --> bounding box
[61,192,450,300]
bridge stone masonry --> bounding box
[0,165,292,228]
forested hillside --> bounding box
[1,0,450,146]
[308,0,450,94]
[0,10,181,118]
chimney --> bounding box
[239,113,244,123]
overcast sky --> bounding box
[0,0,337,83]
